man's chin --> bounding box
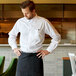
[26,17,32,20]
[25,16,33,20]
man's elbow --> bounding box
[56,34,61,43]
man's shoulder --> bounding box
[37,16,48,22]
[17,17,24,22]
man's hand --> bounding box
[36,50,50,59]
[13,48,21,56]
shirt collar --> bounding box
[24,13,38,22]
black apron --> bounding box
[16,52,44,76]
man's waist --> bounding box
[20,47,43,53]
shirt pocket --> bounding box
[28,28,41,46]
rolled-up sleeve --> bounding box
[8,20,19,50]
[44,19,61,52]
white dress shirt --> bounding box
[8,14,61,53]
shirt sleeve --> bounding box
[44,19,61,52]
[8,20,19,50]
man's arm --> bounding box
[37,19,61,59]
[44,19,61,52]
[8,20,21,56]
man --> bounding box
[8,0,61,76]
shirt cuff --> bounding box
[46,47,53,53]
[46,43,58,53]
[11,45,17,50]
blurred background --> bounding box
[0,1,76,44]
